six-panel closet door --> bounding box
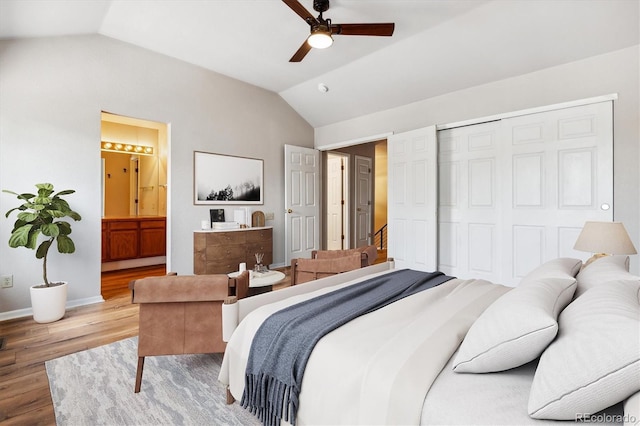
[438,101,613,285]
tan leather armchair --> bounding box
[311,244,378,267]
[129,271,248,393]
[290,252,362,286]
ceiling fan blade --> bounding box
[331,23,395,36]
[282,0,318,25]
[289,40,313,62]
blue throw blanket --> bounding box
[240,269,454,426]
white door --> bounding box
[438,101,613,285]
[327,153,348,250]
[355,155,372,247]
[284,144,321,264]
[438,121,502,282]
[501,101,613,283]
[387,126,438,271]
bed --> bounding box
[218,257,640,426]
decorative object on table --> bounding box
[200,220,211,230]
[234,208,250,228]
[211,221,240,230]
[252,211,265,228]
[254,253,267,273]
[573,221,637,266]
[210,208,225,223]
[194,151,263,205]
[239,262,246,273]
[3,183,82,323]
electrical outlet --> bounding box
[1,275,13,288]
[265,212,274,220]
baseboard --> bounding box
[0,296,105,322]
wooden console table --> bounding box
[193,227,273,275]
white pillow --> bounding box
[520,257,583,283]
[575,255,637,298]
[453,267,582,374]
[453,258,582,374]
[528,279,640,420]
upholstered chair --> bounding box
[129,271,249,392]
[311,244,378,267]
[290,252,362,286]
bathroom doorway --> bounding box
[100,112,169,295]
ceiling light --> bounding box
[308,26,333,49]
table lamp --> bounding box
[573,221,637,266]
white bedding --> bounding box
[422,351,624,425]
[219,271,510,425]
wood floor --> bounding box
[0,264,292,425]
[0,265,165,425]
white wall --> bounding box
[0,35,313,316]
[316,46,640,273]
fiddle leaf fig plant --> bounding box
[3,183,82,287]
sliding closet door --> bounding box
[501,101,613,283]
[387,126,438,271]
[438,121,502,282]
[438,101,613,285]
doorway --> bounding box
[323,140,388,253]
[100,112,169,296]
[326,152,349,250]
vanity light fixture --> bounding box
[101,141,154,156]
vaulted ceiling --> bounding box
[1,0,638,128]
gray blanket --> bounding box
[240,269,454,426]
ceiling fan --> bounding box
[283,0,395,62]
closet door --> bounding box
[438,121,502,281]
[502,101,613,284]
[438,101,613,285]
[387,126,438,271]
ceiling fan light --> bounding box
[308,29,333,49]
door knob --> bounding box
[287,209,293,214]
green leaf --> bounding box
[17,212,39,223]
[36,239,53,259]
[41,223,60,237]
[36,183,54,192]
[54,189,75,197]
[47,209,67,218]
[5,207,19,218]
[34,195,52,205]
[26,229,40,249]
[56,221,72,236]
[57,235,76,254]
[8,224,32,248]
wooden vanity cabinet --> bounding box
[102,217,166,262]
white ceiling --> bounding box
[1,0,638,128]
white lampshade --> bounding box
[574,221,637,255]
[308,27,333,49]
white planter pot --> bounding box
[30,282,68,323]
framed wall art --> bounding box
[194,151,263,205]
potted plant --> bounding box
[3,183,82,323]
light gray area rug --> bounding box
[45,337,260,426]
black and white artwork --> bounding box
[194,151,263,205]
